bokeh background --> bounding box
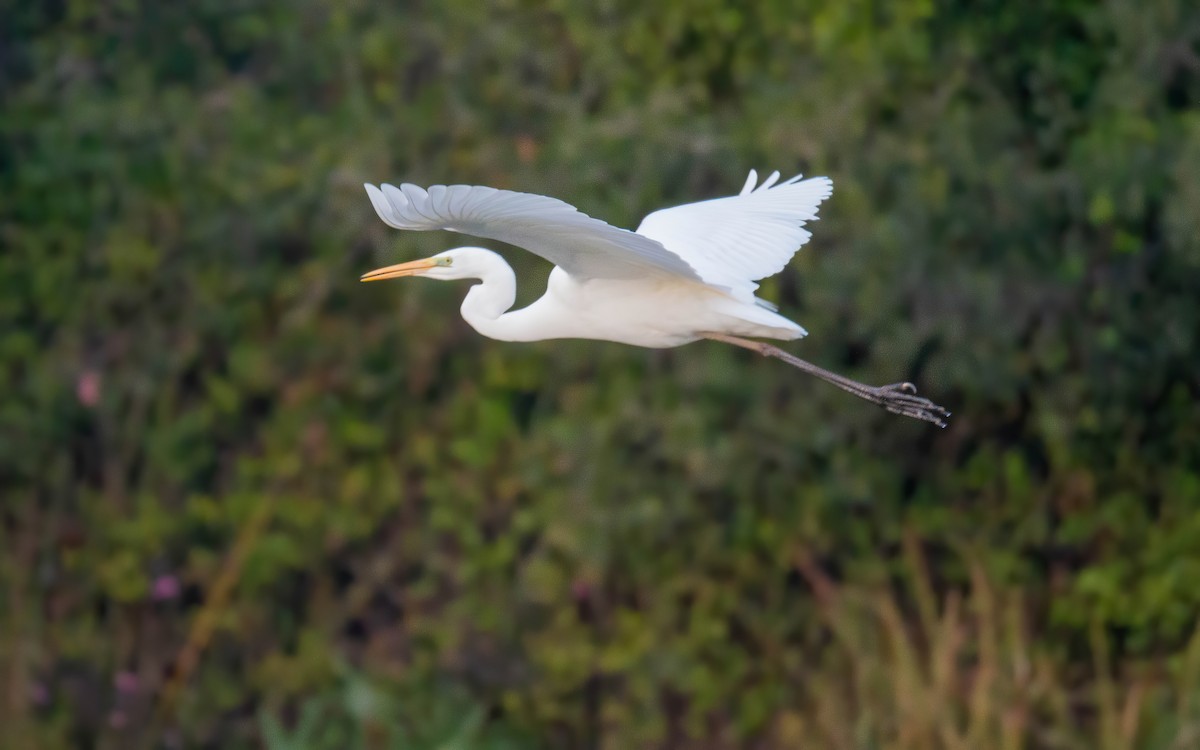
[3,1,1200,748]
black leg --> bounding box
[703,332,951,428]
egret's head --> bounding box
[360,247,495,283]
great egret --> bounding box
[361,170,949,427]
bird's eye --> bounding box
[439,256,453,266]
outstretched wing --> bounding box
[635,169,833,302]
[364,182,701,282]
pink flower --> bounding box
[571,579,592,602]
[114,671,139,694]
[28,682,49,706]
[151,574,181,601]
[76,370,101,407]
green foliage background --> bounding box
[2,0,1199,747]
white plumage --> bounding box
[360,169,949,426]
[636,169,832,305]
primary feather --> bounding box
[635,169,833,304]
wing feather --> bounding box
[635,169,833,302]
[364,182,701,282]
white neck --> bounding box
[458,252,549,342]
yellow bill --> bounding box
[360,257,439,282]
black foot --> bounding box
[870,382,951,428]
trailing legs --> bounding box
[703,332,950,428]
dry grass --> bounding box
[776,536,1200,750]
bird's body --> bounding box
[361,170,949,426]
[457,260,804,348]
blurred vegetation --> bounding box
[2,0,1199,747]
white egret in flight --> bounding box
[361,170,949,426]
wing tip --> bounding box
[364,182,402,226]
[740,169,759,195]
[742,170,835,198]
